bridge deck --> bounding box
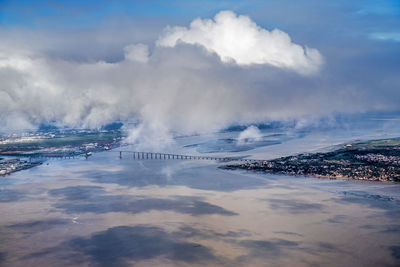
[117,151,261,162]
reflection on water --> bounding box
[1,130,400,266]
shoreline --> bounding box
[221,137,400,182]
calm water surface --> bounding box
[0,130,400,266]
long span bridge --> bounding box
[117,151,261,162]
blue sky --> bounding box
[1,0,399,61]
[1,0,399,53]
[0,0,257,28]
[1,0,399,32]
[1,0,399,55]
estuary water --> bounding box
[0,125,400,267]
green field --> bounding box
[348,137,400,149]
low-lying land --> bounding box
[0,129,124,158]
[0,129,125,176]
[222,138,400,182]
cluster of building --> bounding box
[0,158,42,176]
[0,128,116,145]
[21,140,121,159]
[224,150,400,182]
[0,130,57,144]
[0,128,124,176]
[0,128,123,158]
[355,153,400,166]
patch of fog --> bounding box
[126,122,175,151]
[160,165,175,181]
[237,126,262,145]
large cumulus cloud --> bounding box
[157,11,323,75]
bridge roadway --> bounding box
[117,151,261,162]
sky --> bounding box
[0,0,399,139]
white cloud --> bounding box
[237,126,262,145]
[369,32,400,42]
[157,10,323,75]
[124,43,150,63]
[126,122,175,151]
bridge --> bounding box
[118,151,261,162]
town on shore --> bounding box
[221,138,400,182]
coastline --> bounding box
[221,137,400,182]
